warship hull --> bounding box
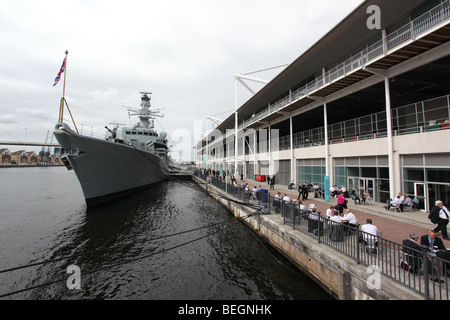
[54,123,169,207]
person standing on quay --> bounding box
[297,182,303,201]
[336,191,346,214]
[302,182,309,200]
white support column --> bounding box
[234,80,239,175]
[384,75,396,199]
[206,136,209,170]
[254,130,257,177]
[290,115,295,182]
[382,29,387,55]
[268,125,272,176]
[324,102,330,180]
[322,68,326,86]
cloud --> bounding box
[0,0,365,158]
[16,108,53,121]
[87,88,119,103]
[0,114,15,124]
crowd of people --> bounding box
[197,168,450,281]
[198,168,449,239]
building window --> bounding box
[333,156,389,203]
[297,159,325,190]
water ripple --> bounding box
[0,168,330,300]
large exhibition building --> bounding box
[196,0,450,212]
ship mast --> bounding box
[139,92,152,128]
[126,92,164,129]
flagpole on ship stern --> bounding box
[58,50,69,123]
[58,50,79,133]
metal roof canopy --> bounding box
[217,0,440,133]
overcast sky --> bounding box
[0,0,365,161]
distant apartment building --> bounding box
[11,150,29,164]
[0,148,11,164]
[0,148,61,165]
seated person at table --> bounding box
[282,193,291,203]
[328,211,344,241]
[420,231,450,278]
[273,192,282,213]
[342,209,358,234]
[403,195,413,209]
[402,233,427,272]
[308,208,324,233]
[330,185,337,198]
[288,180,295,189]
[421,230,450,264]
[251,186,258,199]
[328,210,342,224]
[385,195,403,211]
[358,192,366,203]
[420,230,446,252]
[360,218,379,246]
[351,190,361,204]
[325,206,335,219]
[314,186,322,198]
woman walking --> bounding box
[336,191,346,214]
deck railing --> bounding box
[272,94,450,153]
[238,1,450,131]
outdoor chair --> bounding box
[364,196,374,205]
[404,202,414,211]
[399,249,422,273]
[364,235,379,256]
[389,204,402,212]
[412,198,420,210]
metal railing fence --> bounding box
[274,94,450,152]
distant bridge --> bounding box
[0,141,60,147]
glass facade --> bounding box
[403,154,450,211]
[296,159,326,189]
[334,156,390,203]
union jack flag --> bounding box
[53,57,66,86]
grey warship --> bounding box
[54,92,170,207]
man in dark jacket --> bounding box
[428,200,450,240]
[420,231,450,279]
[421,230,446,251]
[421,230,450,262]
[402,233,422,272]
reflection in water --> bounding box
[1,171,330,300]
